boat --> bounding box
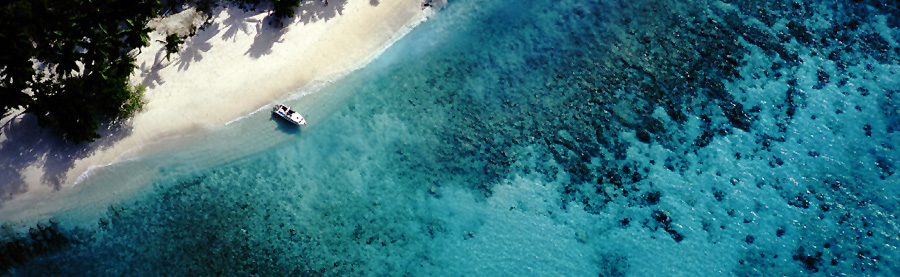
[272,104,307,125]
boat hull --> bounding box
[272,104,307,125]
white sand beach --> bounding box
[0,0,430,223]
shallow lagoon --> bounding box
[3,0,899,275]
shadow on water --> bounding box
[0,114,133,206]
[1,0,343,203]
[1,0,359,202]
[270,113,301,135]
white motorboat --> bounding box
[272,104,307,125]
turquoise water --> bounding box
[4,0,900,275]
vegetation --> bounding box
[0,0,305,143]
[220,0,303,18]
[271,0,303,18]
[0,0,162,143]
[160,33,185,61]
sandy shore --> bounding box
[0,0,430,223]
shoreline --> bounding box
[0,0,431,225]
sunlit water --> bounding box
[3,0,899,275]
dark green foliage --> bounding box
[0,0,162,143]
[160,33,185,60]
[119,84,147,119]
[226,0,300,16]
[271,0,303,18]
[1,0,309,143]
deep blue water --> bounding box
[3,0,900,275]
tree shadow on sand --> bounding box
[176,23,220,71]
[296,0,349,25]
[221,9,259,42]
[138,49,169,89]
[245,15,287,59]
[244,0,350,59]
[0,114,133,206]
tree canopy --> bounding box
[1,0,163,143]
[1,0,306,143]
